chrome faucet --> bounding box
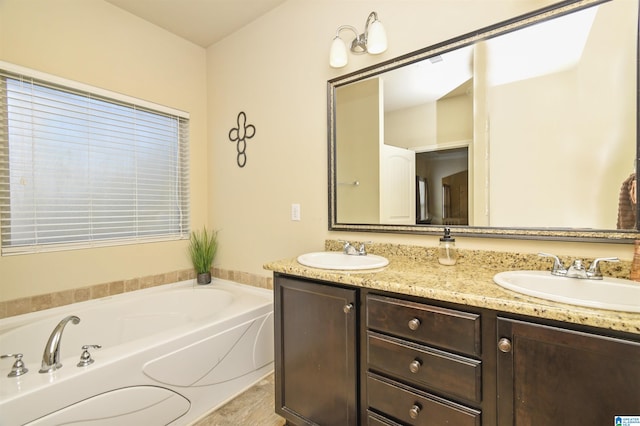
[538,253,618,280]
[340,240,369,256]
[538,253,567,276]
[39,315,80,373]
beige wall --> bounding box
[0,0,634,302]
[488,1,636,229]
[336,78,381,223]
[206,0,634,282]
[0,0,208,301]
[386,103,437,148]
[437,93,473,144]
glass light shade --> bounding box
[367,20,387,54]
[330,36,348,68]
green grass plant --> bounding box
[189,227,218,274]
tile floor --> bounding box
[192,373,286,426]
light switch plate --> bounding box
[291,203,301,221]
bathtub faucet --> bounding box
[39,315,80,373]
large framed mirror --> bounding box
[329,0,640,242]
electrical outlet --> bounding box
[291,203,301,221]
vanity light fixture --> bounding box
[329,11,387,68]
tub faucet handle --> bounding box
[77,345,102,367]
[1,353,29,377]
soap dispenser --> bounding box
[438,227,458,266]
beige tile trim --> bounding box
[0,269,273,320]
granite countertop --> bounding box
[264,245,640,336]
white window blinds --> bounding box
[0,64,190,255]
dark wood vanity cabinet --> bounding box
[364,294,483,425]
[274,275,359,425]
[274,273,640,426]
[496,317,640,426]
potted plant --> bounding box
[189,227,218,284]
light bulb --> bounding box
[329,36,348,68]
[367,20,387,54]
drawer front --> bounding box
[367,294,481,356]
[367,410,401,426]
[367,374,481,426]
[367,332,482,403]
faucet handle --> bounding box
[77,345,102,367]
[587,257,619,279]
[358,241,372,255]
[339,240,358,255]
[1,353,29,377]
[538,253,567,275]
[339,240,351,249]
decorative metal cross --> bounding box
[228,111,256,168]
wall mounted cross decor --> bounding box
[228,111,256,168]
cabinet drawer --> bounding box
[367,374,481,426]
[367,332,482,403]
[367,294,481,356]
[367,410,401,425]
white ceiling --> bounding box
[105,0,286,48]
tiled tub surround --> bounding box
[264,241,640,334]
[0,268,273,319]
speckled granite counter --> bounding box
[263,243,640,336]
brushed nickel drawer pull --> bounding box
[498,337,512,353]
[409,359,421,373]
[409,404,421,419]
[408,318,421,330]
[343,303,354,314]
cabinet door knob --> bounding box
[409,404,421,419]
[343,303,354,314]
[498,337,512,353]
[408,318,421,330]
[409,359,421,374]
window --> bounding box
[0,63,190,254]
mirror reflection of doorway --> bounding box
[416,176,431,224]
[416,147,469,225]
[442,170,469,225]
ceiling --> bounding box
[105,0,286,48]
[380,2,597,112]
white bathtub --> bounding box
[0,279,274,425]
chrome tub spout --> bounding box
[39,315,80,373]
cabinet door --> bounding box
[274,275,358,425]
[497,318,640,426]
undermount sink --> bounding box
[297,252,389,271]
[494,270,640,313]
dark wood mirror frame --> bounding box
[328,0,640,243]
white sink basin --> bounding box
[297,252,389,271]
[494,270,640,313]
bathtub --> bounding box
[0,279,274,425]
